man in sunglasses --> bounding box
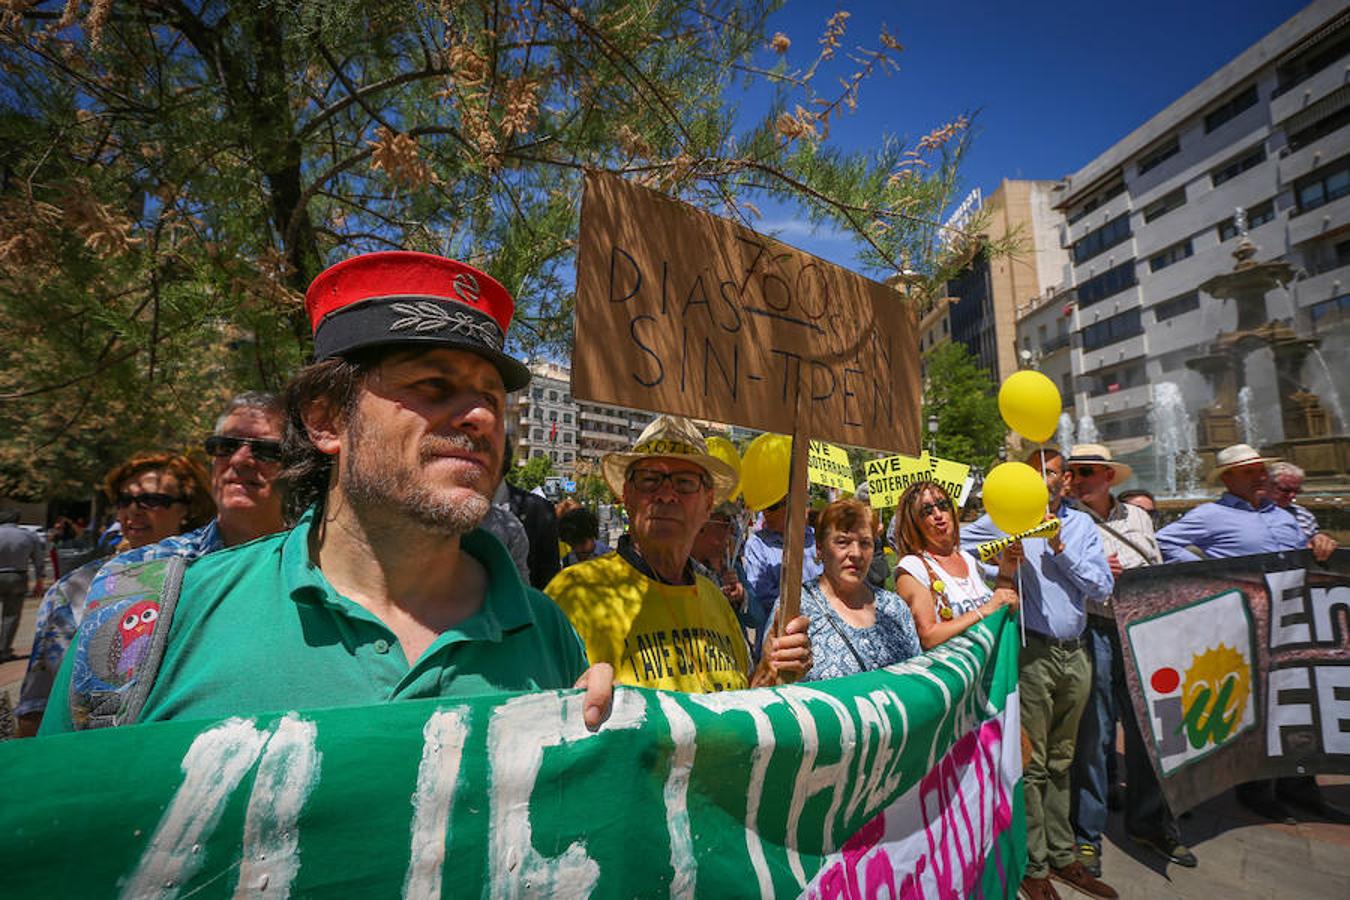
[43,252,611,735]
[1061,445,1196,877]
[962,448,1116,900]
[547,415,811,692]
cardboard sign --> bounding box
[1114,549,1350,812]
[807,440,855,492]
[863,452,971,509]
[573,172,920,452]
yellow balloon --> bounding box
[998,370,1062,443]
[705,436,743,500]
[982,462,1049,535]
[741,433,792,512]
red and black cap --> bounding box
[305,251,531,391]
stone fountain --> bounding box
[1186,209,1348,480]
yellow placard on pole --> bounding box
[807,440,855,493]
[863,452,972,509]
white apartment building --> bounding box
[1039,0,1349,462]
[507,362,655,475]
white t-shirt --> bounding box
[896,550,992,617]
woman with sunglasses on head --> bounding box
[15,452,213,735]
[766,498,921,681]
[893,481,1020,650]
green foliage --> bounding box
[922,342,1007,472]
[506,455,553,491]
[575,473,615,506]
[0,2,981,498]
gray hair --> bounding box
[1268,461,1305,482]
[214,391,284,434]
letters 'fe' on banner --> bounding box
[807,440,855,492]
[2,614,1027,898]
[1114,549,1350,813]
[572,172,920,453]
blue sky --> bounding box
[755,0,1310,267]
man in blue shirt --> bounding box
[1157,444,1341,824]
[741,493,822,651]
[1156,444,1334,563]
[964,449,1116,900]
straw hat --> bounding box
[1066,443,1133,483]
[601,415,740,503]
[1208,443,1280,483]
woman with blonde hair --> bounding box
[893,480,1019,649]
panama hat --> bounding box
[1208,443,1280,483]
[1066,443,1133,483]
[601,415,740,503]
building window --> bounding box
[1081,308,1144,352]
[1154,290,1200,322]
[1310,293,1350,326]
[563,412,573,424]
[563,451,573,462]
[531,427,541,440]
[1066,178,1126,225]
[1072,213,1132,265]
[1137,137,1180,175]
[1210,144,1266,187]
[1142,188,1186,224]
[1076,260,1137,308]
[1294,156,1350,214]
[1149,239,1194,273]
[533,407,542,420]
[1217,200,1275,241]
[1098,415,1150,440]
[1289,103,1350,153]
[546,389,557,402]
[548,410,557,422]
[1275,24,1350,96]
[1203,84,1258,133]
[531,387,542,400]
[1061,372,1072,396]
[1081,359,1147,397]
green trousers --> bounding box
[1019,634,1091,878]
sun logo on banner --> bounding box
[1151,644,1251,751]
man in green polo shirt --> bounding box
[42,252,613,734]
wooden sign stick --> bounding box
[774,383,813,684]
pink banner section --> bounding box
[804,701,1023,899]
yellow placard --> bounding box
[974,517,1062,562]
[862,452,970,509]
[807,440,855,492]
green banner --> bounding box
[3,613,1024,898]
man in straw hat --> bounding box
[42,251,613,734]
[1156,443,1335,563]
[547,415,811,692]
[1157,443,1342,824]
[1062,445,1196,876]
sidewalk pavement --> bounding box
[2,593,1347,897]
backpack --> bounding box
[66,556,187,729]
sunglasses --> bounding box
[628,469,709,495]
[115,492,184,511]
[1071,465,1100,477]
[919,498,953,518]
[764,497,787,512]
[204,435,284,463]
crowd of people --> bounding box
[0,250,1343,898]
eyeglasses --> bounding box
[628,468,709,495]
[205,435,284,463]
[115,492,184,510]
[919,498,953,518]
[1071,465,1099,477]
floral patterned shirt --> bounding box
[770,578,922,682]
[16,521,222,718]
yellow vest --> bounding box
[546,552,750,692]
